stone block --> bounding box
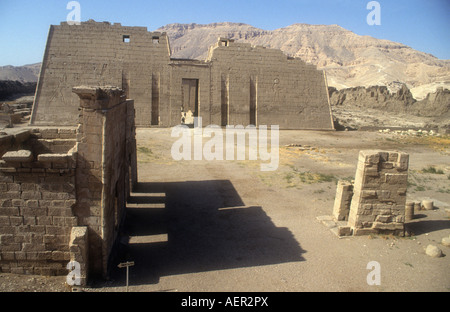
[385,173,408,184]
[352,228,377,236]
[0,216,10,225]
[2,150,33,163]
[332,181,353,221]
[375,215,392,223]
[372,222,404,231]
[359,150,380,165]
[361,190,377,199]
[337,226,353,237]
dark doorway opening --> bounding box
[181,79,199,125]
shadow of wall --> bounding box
[110,180,305,285]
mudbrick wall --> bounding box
[0,86,137,282]
[31,20,334,130]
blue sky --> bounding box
[0,0,449,66]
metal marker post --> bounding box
[118,261,135,292]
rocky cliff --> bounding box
[329,85,415,113]
[329,85,449,118]
[408,87,450,118]
[329,85,450,132]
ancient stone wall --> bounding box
[31,21,170,127]
[348,150,409,236]
[0,128,77,275]
[208,40,334,129]
[1,86,137,280]
[31,21,334,130]
[168,60,212,126]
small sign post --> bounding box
[118,261,135,292]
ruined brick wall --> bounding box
[0,129,78,275]
[31,21,170,127]
[1,87,136,279]
[348,150,409,235]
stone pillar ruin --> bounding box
[348,150,409,236]
[73,86,137,278]
[326,150,409,237]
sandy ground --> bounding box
[1,128,449,293]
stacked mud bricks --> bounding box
[31,20,334,130]
[333,150,409,236]
[0,86,137,283]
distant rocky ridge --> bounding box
[329,86,450,132]
[329,85,450,119]
[0,63,40,83]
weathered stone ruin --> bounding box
[0,87,137,282]
[31,20,334,130]
[2,19,337,283]
[322,150,409,237]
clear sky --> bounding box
[0,0,449,66]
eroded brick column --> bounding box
[347,150,409,236]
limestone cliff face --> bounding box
[329,85,415,113]
[329,85,449,118]
[409,87,450,118]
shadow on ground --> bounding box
[106,181,305,286]
[405,219,450,235]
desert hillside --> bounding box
[158,22,450,96]
[0,63,40,83]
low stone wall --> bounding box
[0,129,78,275]
[0,87,138,282]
